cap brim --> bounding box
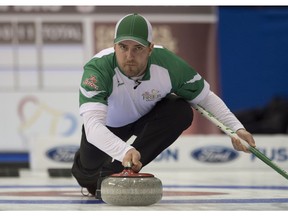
[114,36,150,47]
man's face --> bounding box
[114,40,153,78]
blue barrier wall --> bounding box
[218,6,288,112]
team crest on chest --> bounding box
[82,75,99,90]
[142,89,161,101]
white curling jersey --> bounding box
[79,45,210,127]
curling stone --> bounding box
[101,164,163,206]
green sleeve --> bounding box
[79,57,113,107]
[152,48,205,101]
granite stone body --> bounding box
[101,170,163,206]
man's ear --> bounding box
[149,43,154,55]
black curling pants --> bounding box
[72,94,193,190]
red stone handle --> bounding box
[110,166,154,177]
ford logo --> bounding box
[46,145,79,163]
[191,146,238,163]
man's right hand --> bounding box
[122,148,142,173]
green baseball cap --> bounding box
[114,13,153,47]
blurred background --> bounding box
[0,6,288,171]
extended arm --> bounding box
[197,91,256,152]
[82,105,142,171]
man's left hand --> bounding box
[231,129,256,153]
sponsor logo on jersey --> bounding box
[82,75,99,90]
[142,89,161,101]
[191,145,238,163]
